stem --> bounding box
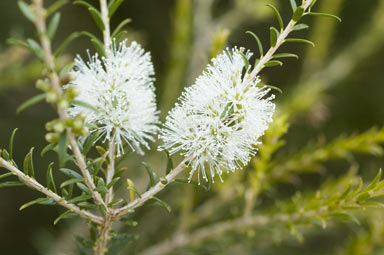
[105,138,116,204]
[94,215,113,255]
[99,0,112,50]
[0,158,103,224]
[246,0,315,83]
[115,157,190,217]
[32,0,106,208]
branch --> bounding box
[0,158,103,224]
[105,138,116,204]
[31,0,106,208]
[115,157,191,217]
[99,0,112,50]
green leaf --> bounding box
[285,38,315,47]
[54,210,77,225]
[246,31,263,57]
[270,27,279,47]
[108,0,124,17]
[330,211,360,225]
[106,176,120,189]
[72,100,98,112]
[17,93,46,114]
[112,18,132,38]
[7,38,29,49]
[60,168,83,179]
[81,32,105,56]
[289,0,297,13]
[264,60,283,67]
[0,172,13,180]
[60,178,84,188]
[95,185,108,194]
[108,198,124,207]
[293,6,305,22]
[142,162,157,190]
[309,0,319,9]
[306,12,342,22]
[114,30,128,42]
[126,179,141,199]
[68,194,92,204]
[27,39,44,60]
[41,143,56,157]
[165,151,173,175]
[76,183,91,195]
[23,148,35,177]
[46,163,57,193]
[364,169,382,191]
[48,13,61,40]
[9,128,18,160]
[0,181,24,188]
[120,217,138,226]
[73,0,95,9]
[98,204,108,216]
[88,7,105,31]
[59,62,75,77]
[293,23,309,31]
[239,51,250,71]
[58,132,67,167]
[19,197,51,210]
[54,32,81,56]
[266,4,284,31]
[82,131,101,155]
[17,1,36,22]
[46,0,69,17]
[273,53,298,60]
[149,197,171,212]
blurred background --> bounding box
[0,0,383,254]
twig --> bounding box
[115,157,190,217]
[0,158,103,224]
[105,138,116,204]
[31,0,106,208]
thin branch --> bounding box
[31,0,106,208]
[99,0,112,50]
[105,138,116,204]
[115,157,191,217]
[0,158,103,224]
[246,0,316,83]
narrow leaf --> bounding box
[306,12,342,22]
[17,94,46,114]
[264,60,283,67]
[285,38,315,47]
[19,197,50,210]
[46,0,69,17]
[48,13,61,40]
[256,84,283,94]
[68,194,92,204]
[293,23,309,31]
[23,148,35,177]
[266,4,284,31]
[293,6,305,22]
[142,162,157,189]
[54,210,77,225]
[41,143,56,157]
[46,163,57,193]
[149,197,171,212]
[9,128,18,160]
[60,178,84,188]
[98,204,108,216]
[246,31,263,57]
[60,168,83,179]
[108,0,124,17]
[165,151,173,175]
[112,18,132,38]
[17,1,36,22]
[270,27,279,47]
[0,181,24,188]
[0,172,13,180]
[289,0,297,13]
[72,100,98,112]
[58,132,67,167]
[273,53,298,59]
[76,183,91,194]
[54,32,81,56]
[88,7,105,31]
[73,0,95,9]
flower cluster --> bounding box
[66,40,159,155]
[159,48,275,182]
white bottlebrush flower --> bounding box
[67,40,159,156]
[159,47,275,182]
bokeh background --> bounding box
[0,0,383,254]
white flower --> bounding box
[159,47,275,182]
[67,40,159,156]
